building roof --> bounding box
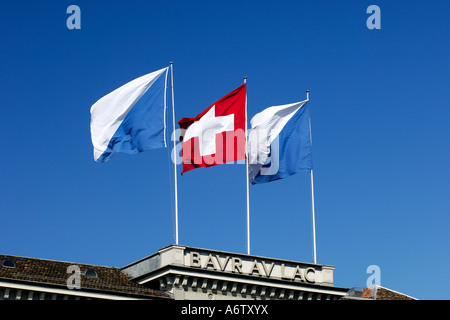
[342,285,417,300]
[365,285,417,300]
[0,254,172,300]
[1,251,416,301]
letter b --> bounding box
[190,252,201,268]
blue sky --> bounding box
[1,1,449,300]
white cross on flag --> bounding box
[178,84,247,174]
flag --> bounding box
[248,100,312,184]
[178,84,247,174]
[90,67,168,162]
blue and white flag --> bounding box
[248,100,312,184]
[90,67,168,162]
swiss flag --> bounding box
[178,84,247,174]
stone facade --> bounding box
[121,245,349,300]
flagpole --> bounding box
[244,76,250,255]
[307,90,317,264]
[170,62,179,245]
[310,170,317,264]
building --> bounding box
[0,253,171,300]
[343,285,416,300]
[121,244,349,300]
[0,244,415,301]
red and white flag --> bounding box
[178,84,247,174]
